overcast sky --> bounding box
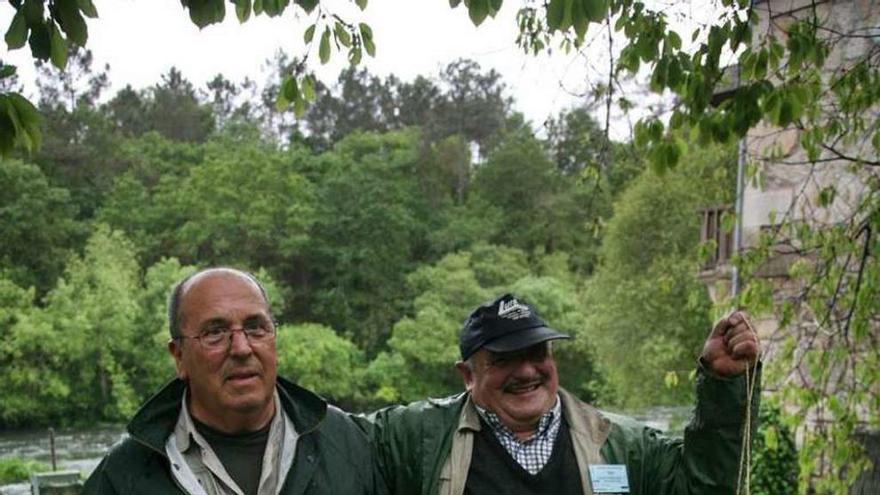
[1,1,720,140]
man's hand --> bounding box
[701,311,761,377]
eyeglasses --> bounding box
[487,342,550,367]
[178,320,277,351]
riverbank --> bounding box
[0,426,124,494]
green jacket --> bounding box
[82,376,384,495]
[367,365,760,495]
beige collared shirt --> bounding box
[164,389,298,495]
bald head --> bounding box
[168,267,271,340]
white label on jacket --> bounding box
[588,464,630,493]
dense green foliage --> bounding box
[0,457,51,484]
[751,402,799,495]
[583,144,736,408]
[0,55,734,428]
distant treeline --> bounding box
[0,48,735,428]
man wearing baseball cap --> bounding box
[368,293,761,495]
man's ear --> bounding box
[168,339,187,380]
[455,361,475,392]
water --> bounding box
[0,426,125,495]
[630,405,691,435]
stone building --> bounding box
[698,0,879,492]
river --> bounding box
[0,426,124,495]
[0,406,688,493]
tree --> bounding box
[584,142,735,408]
[544,105,609,175]
[26,46,124,217]
[366,243,601,405]
[167,133,316,271]
[302,66,395,151]
[302,130,437,352]
[0,225,144,425]
[472,127,606,272]
[276,323,365,408]
[432,58,512,155]
[146,68,215,143]
[0,159,83,294]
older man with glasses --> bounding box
[83,267,384,495]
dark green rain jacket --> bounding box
[365,364,760,495]
[82,376,384,495]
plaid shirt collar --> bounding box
[474,395,563,474]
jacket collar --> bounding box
[453,388,611,443]
[127,376,327,454]
[558,388,611,449]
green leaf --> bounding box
[348,46,362,65]
[302,74,315,100]
[334,22,351,48]
[468,0,490,26]
[295,0,318,13]
[582,0,608,23]
[547,0,565,30]
[181,0,226,28]
[254,0,263,15]
[489,0,503,12]
[359,23,375,57]
[0,65,16,79]
[450,0,462,7]
[233,0,252,22]
[77,0,99,18]
[23,0,44,26]
[262,0,280,16]
[49,22,68,69]
[282,76,299,102]
[571,0,587,38]
[293,91,305,116]
[5,11,29,49]
[355,0,368,10]
[667,31,681,51]
[358,22,373,40]
[319,27,331,64]
[57,0,89,45]
[0,107,15,155]
[817,186,836,207]
[763,425,779,451]
[27,22,50,60]
[363,36,375,57]
[559,0,574,30]
[1,92,42,153]
[303,24,315,43]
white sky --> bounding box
[0,1,723,140]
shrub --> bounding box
[751,403,799,495]
[0,457,51,484]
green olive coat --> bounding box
[365,364,760,495]
[82,376,384,495]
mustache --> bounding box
[222,361,262,380]
[502,373,548,393]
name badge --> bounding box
[588,464,630,493]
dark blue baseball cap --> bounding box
[459,293,570,361]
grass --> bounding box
[0,457,51,484]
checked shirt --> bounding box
[475,396,562,475]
